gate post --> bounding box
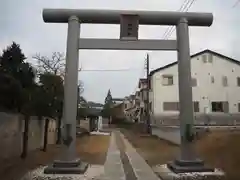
[44,16,88,174]
[167,18,213,173]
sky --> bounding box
[1,0,240,103]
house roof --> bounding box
[112,102,123,108]
[112,98,124,102]
[87,101,103,108]
[149,49,240,77]
[86,108,102,117]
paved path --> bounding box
[103,131,160,180]
[103,131,125,180]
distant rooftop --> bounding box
[87,101,104,107]
[112,98,124,102]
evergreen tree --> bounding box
[102,89,113,118]
[0,42,35,89]
[0,42,25,72]
[104,89,113,104]
[0,42,36,111]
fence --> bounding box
[0,112,57,160]
[151,112,240,126]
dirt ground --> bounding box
[76,134,110,164]
[0,134,110,180]
[122,128,240,180]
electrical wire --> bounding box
[163,0,197,40]
[78,59,142,72]
[78,69,139,72]
[233,0,240,7]
[162,0,191,39]
[165,0,197,39]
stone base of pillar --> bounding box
[153,163,225,180]
[167,159,213,173]
[20,164,104,180]
[44,159,88,174]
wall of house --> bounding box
[151,52,240,116]
[0,112,56,160]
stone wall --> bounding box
[0,112,56,160]
[0,112,22,159]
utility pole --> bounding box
[146,53,152,134]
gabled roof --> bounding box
[149,49,240,77]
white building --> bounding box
[149,49,240,117]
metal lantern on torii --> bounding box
[42,8,215,176]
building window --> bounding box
[238,103,240,112]
[191,78,197,87]
[222,76,228,87]
[212,102,223,112]
[125,104,127,109]
[211,101,229,112]
[202,54,207,63]
[162,75,173,86]
[193,101,199,112]
[237,77,240,86]
[211,76,214,83]
[163,102,179,111]
[208,54,213,63]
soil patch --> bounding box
[122,128,240,180]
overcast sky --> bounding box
[1,0,240,103]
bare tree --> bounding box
[33,52,65,77]
[33,52,84,94]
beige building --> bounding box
[149,49,240,125]
[123,78,148,122]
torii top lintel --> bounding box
[42,9,213,26]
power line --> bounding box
[166,0,197,39]
[233,0,240,7]
[163,0,197,40]
[78,69,139,72]
[162,0,191,39]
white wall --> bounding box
[151,52,240,115]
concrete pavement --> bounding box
[103,130,160,180]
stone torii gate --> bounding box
[42,8,214,175]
